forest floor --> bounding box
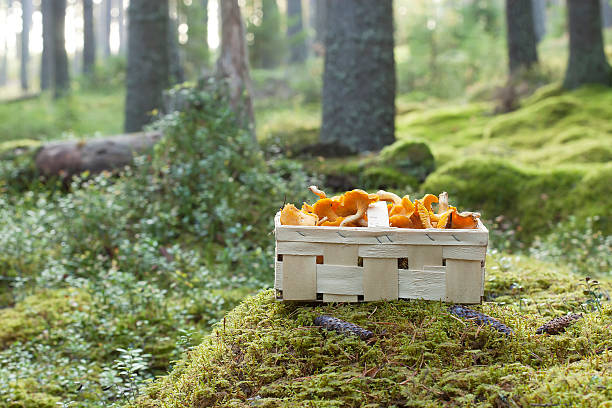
[0,76,610,407]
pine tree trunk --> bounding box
[52,0,69,98]
[41,0,55,90]
[124,0,170,132]
[104,0,112,57]
[20,0,32,91]
[601,0,612,27]
[83,0,96,75]
[505,0,539,73]
[202,0,209,63]
[0,0,7,86]
[320,0,395,154]
[216,0,255,137]
[118,0,126,54]
[563,0,612,89]
[532,0,546,42]
[287,0,307,64]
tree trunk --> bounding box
[216,0,255,136]
[320,0,395,154]
[287,0,307,64]
[83,0,96,75]
[602,0,612,27]
[103,0,111,57]
[563,0,612,89]
[124,0,170,132]
[41,0,55,90]
[168,17,185,84]
[118,0,126,54]
[532,0,546,42]
[202,0,209,62]
[51,0,69,98]
[20,0,32,91]
[35,132,162,178]
[0,0,9,87]
[505,0,539,73]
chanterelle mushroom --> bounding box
[339,190,379,227]
[308,185,327,200]
[376,190,401,206]
[312,198,340,226]
[280,204,318,226]
[451,211,481,229]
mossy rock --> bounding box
[422,157,611,241]
[130,254,612,408]
[378,139,435,182]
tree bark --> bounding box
[124,0,170,132]
[41,0,55,90]
[51,0,70,98]
[1,0,9,87]
[118,0,126,54]
[35,132,162,178]
[83,0,96,75]
[563,0,612,89]
[602,0,612,27]
[320,0,395,154]
[216,0,255,136]
[103,0,111,57]
[20,0,32,91]
[505,0,539,73]
[532,0,546,42]
[202,0,209,62]
[287,0,307,64]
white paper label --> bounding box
[367,201,390,227]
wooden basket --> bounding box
[274,212,488,304]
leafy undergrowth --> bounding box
[0,83,311,407]
[131,253,611,408]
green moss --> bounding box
[0,289,90,349]
[422,157,610,241]
[379,139,435,182]
[130,254,611,408]
[0,379,60,408]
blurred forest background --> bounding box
[0,0,611,407]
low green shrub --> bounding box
[0,80,312,406]
[531,216,612,276]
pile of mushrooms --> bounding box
[280,187,481,229]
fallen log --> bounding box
[34,131,162,178]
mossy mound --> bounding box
[131,254,611,408]
[379,140,435,182]
[422,157,611,241]
[0,289,91,349]
[302,141,434,193]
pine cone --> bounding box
[313,315,374,341]
[535,313,583,335]
[448,305,514,336]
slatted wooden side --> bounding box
[320,244,359,302]
[398,266,446,300]
[444,259,482,303]
[282,255,317,301]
